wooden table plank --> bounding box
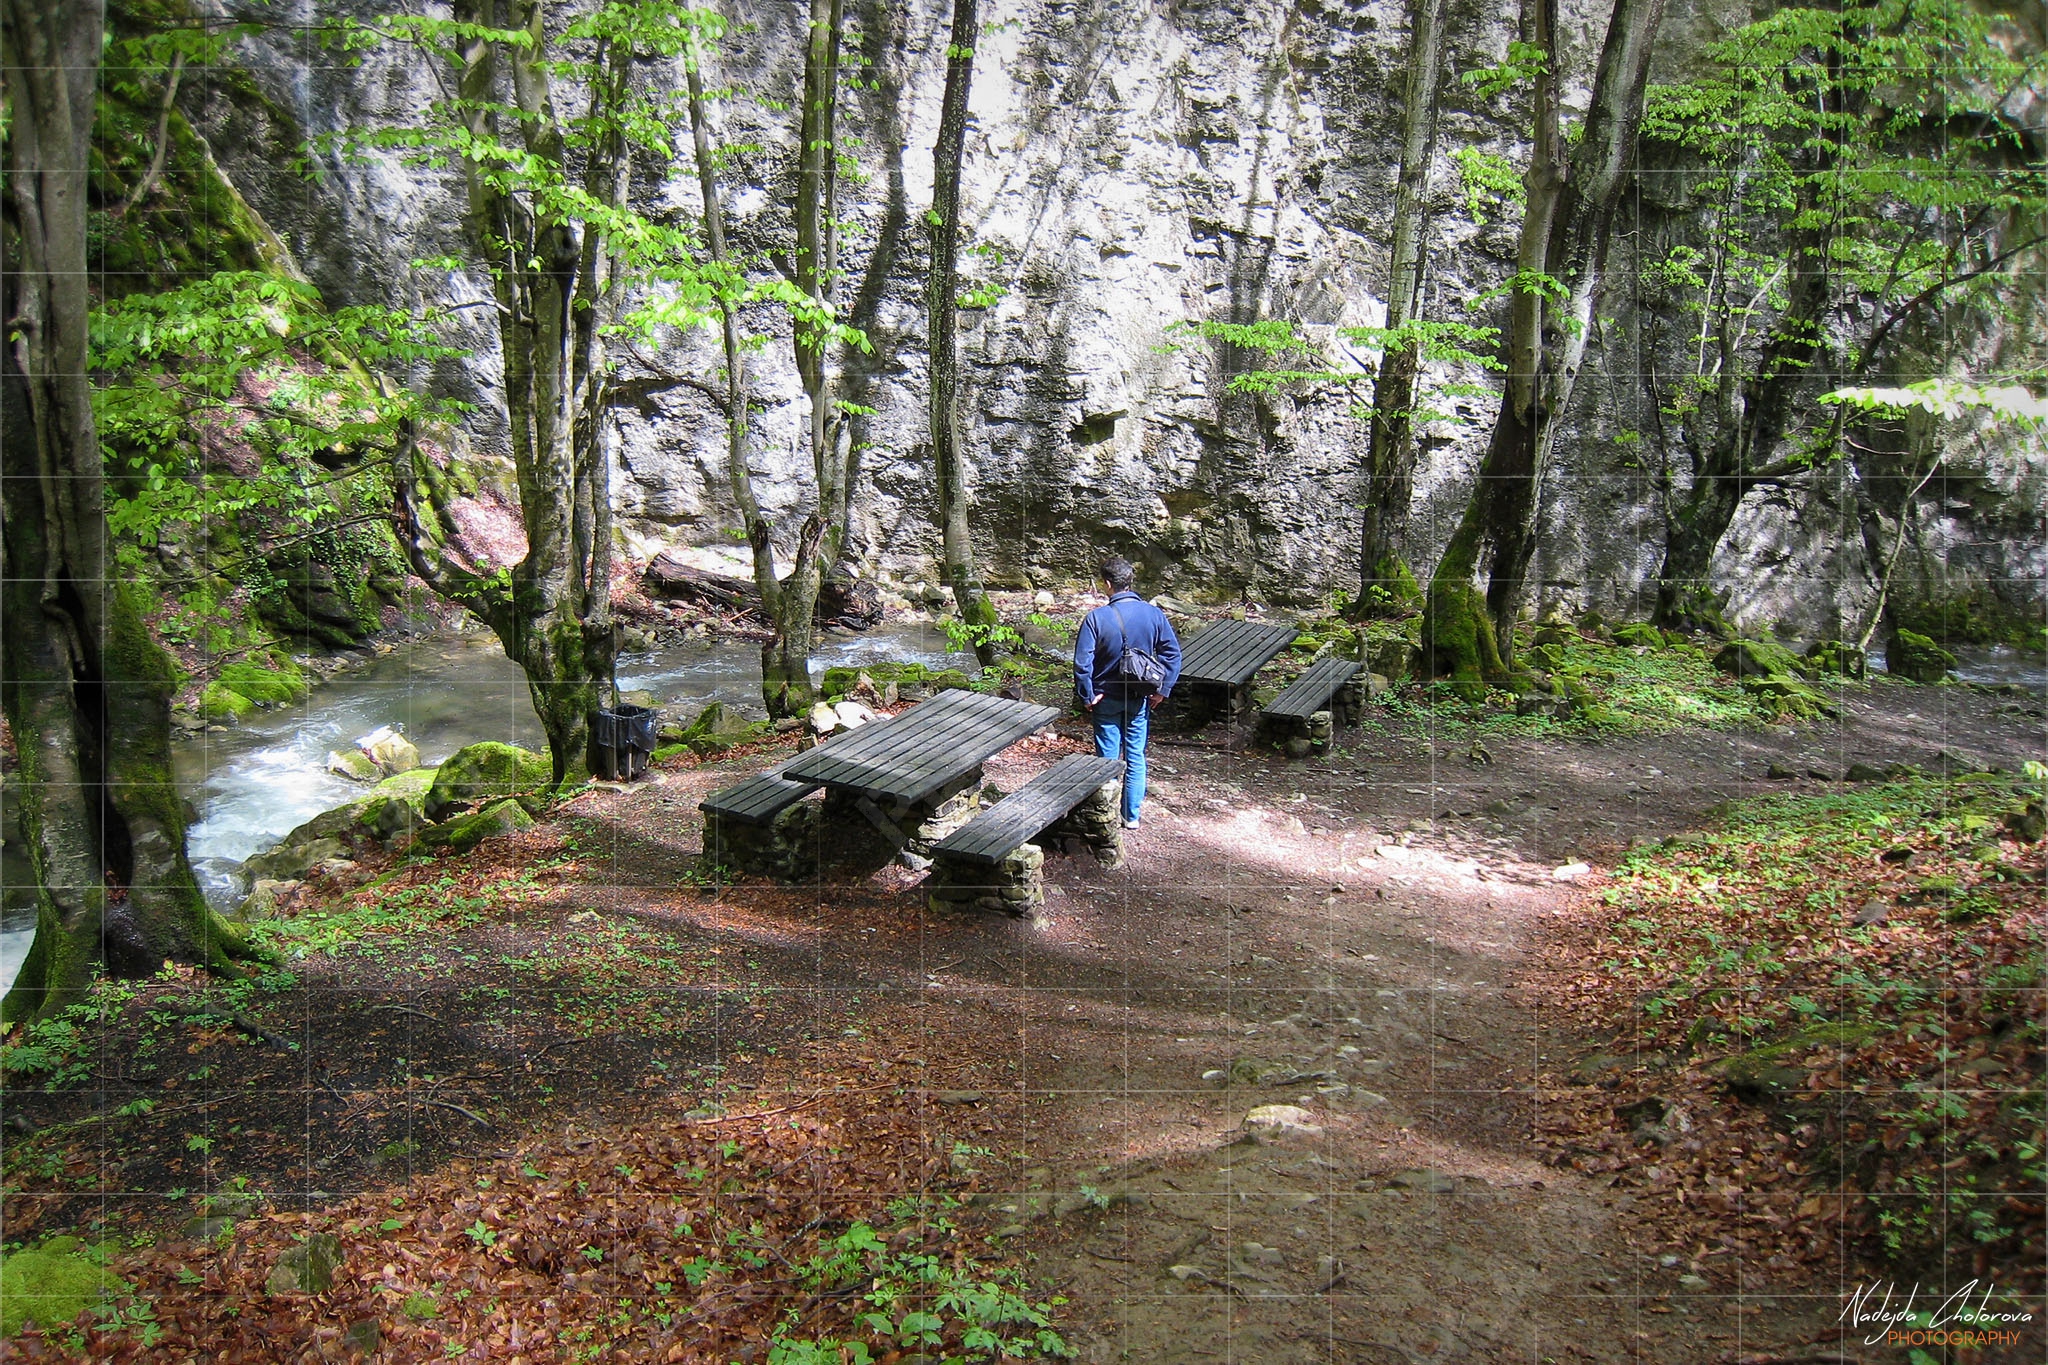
[877,701,1058,805]
[781,691,1059,805]
[1179,621,1299,686]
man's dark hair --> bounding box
[1099,557,1136,591]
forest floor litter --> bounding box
[2,673,2043,1363]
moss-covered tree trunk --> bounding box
[1,0,259,1022]
[1425,0,1663,670]
[765,0,851,719]
[1355,0,1445,618]
[928,0,1000,665]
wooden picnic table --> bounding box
[1176,619,1301,687]
[780,688,1061,808]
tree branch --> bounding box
[116,50,184,217]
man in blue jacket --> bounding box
[1073,557,1182,829]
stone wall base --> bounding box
[928,844,1045,917]
[1042,781,1124,868]
[703,800,821,881]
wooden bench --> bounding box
[700,764,824,879]
[1171,619,1301,726]
[1258,657,1363,756]
[1263,657,1362,720]
[927,755,1125,916]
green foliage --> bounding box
[1461,40,1550,100]
[1451,147,1524,226]
[320,3,863,360]
[92,271,460,556]
[1641,1,2045,458]
[766,1219,1070,1362]
[1821,379,2048,433]
[1160,317,1501,435]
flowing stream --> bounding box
[0,624,974,992]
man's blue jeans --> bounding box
[1090,694,1150,825]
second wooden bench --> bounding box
[1257,657,1363,756]
[926,754,1125,916]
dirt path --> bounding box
[571,679,2042,1363]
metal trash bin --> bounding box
[592,704,659,780]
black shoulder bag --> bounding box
[1105,601,1168,692]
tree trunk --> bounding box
[402,0,617,785]
[767,0,849,719]
[1356,0,1445,618]
[1480,0,1667,655]
[1650,223,1833,630]
[685,48,781,621]
[1,0,260,1021]
[928,0,1000,664]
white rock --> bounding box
[807,702,840,734]
[1243,1104,1322,1139]
[1552,861,1592,881]
[1033,589,1055,607]
[833,700,875,728]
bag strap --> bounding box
[1106,599,1133,658]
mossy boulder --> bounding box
[1716,1021,1882,1102]
[265,1232,342,1295]
[671,702,769,756]
[357,767,438,842]
[216,660,307,707]
[1886,629,1956,683]
[820,662,974,701]
[0,1240,130,1337]
[199,681,253,720]
[424,743,552,821]
[1712,638,1811,681]
[1611,621,1667,649]
[1742,675,1835,721]
[417,798,535,853]
[325,748,381,783]
[1804,639,1867,679]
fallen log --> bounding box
[644,556,762,615]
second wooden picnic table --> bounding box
[779,688,1060,862]
[1168,618,1301,725]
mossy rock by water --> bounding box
[1712,638,1811,680]
[357,767,439,841]
[670,701,770,756]
[820,662,975,701]
[425,743,552,821]
[1715,1021,1883,1102]
[0,1240,130,1337]
[1887,629,1957,683]
[199,682,253,720]
[216,660,307,707]
[417,798,535,853]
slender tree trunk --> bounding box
[0,0,259,1022]
[685,53,782,620]
[415,0,615,785]
[928,0,1000,664]
[765,0,848,718]
[1481,0,1666,653]
[1356,0,1445,618]
[1650,223,1832,629]
[1424,0,1664,674]
[1423,0,1562,683]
